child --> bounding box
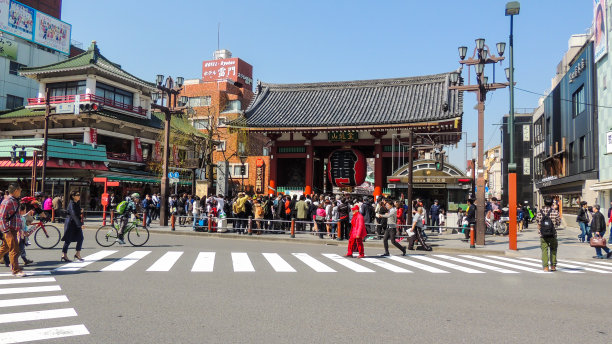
[18,203,35,266]
[438,209,446,233]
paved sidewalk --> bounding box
[76,216,603,260]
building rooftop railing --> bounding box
[27,94,147,116]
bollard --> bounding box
[171,214,176,231]
[470,225,475,248]
[248,216,253,236]
[51,208,55,223]
[337,221,342,240]
[208,214,212,232]
[290,218,295,238]
[142,212,147,229]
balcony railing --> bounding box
[107,152,145,163]
[27,94,147,116]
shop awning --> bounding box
[0,159,108,170]
[100,174,192,185]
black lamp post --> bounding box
[151,75,184,227]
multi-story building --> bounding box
[0,0,83,112]
[502,113,533,206]
[0,41,203,208]
[182,49,269,196]
[534,35,598,224]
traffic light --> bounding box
[240,165,246,175]
[10,149,16,163]
[435,150,444,171]
[18,149,26,163]
[79,103,100,113]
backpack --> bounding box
[116,201,128,215]
[540,209,556,238]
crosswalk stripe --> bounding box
[232,252,255,272]
[191,252,215,272]
[0,324,89,343]
[0,271,51,277]
[388,256,449,273]
[557,259,612,271]
[147,251,184,271]
[0,277,56,285]
[435,255,519,273]
[322,254,375,272]
[0,285,61,295]
[520,257,612,274]
[584,259,612,267]
[460,255,546,273]
[292,253,336,272]
[486,256,583,274]
[55,250,117,272]
[362,258,412,273]
[0,295,69,308]
[411,255,485,273]
[0,308,77,324]
[101,251,151,271]
[262,253,296,272]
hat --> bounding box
[351,205,359,211]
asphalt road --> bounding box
[1,231,611,344]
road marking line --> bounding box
[486,256,583,274]
[460,255,546,273]
[0,308,77,324]
[0,285,61,295]
[411,255,485,273]
[191,252,215,272]
[521,257,612,274]
[232,253,255,272]
[54,250,117,272]
[147,251,184,271]
[292,253,336,272]
[0,277,56,285]
[0,324,89,343]
[0,295,69,308]
[361,258,412,273]
[262,253,296,272]
[388,256,449,273]
[556,258,612,271]
[0,271,51,277]
[435,255,519,273]
[322,254,375,272]
[101,251,151,271]
[585,259,612,267]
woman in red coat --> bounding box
[346,205,367,258]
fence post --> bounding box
[142,212,147,228]
[470,224,475,248]
[171,213,176,231]
[208,214,212,232]
[337,220,342,240]
[248,216,253,235]
[51,208,55,223]
[290,218,295,238]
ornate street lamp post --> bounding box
[449,38,509,245]
[151,75,185,227]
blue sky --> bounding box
[64,0,593,169]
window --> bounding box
[216,141,226,151]
[48,80,86,97]
[6,94,24,109]
[580,136,586,158]
[9,61,26,75]
[95,82,133,105]
[193,119,209,129]
[217,117,227,127]
[572,86,585,117]
[230,163,248,178]
[188,96,211,107]
[225,100,241,111]
[569,142,574,162]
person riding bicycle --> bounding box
[117,193,141,245]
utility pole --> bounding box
[41,88,50,194]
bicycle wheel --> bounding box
[34,224,61,249]
[127,226,149,247]
[95,225,118,247]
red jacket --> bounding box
[350,212,367,239]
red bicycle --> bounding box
[28,218,61,249]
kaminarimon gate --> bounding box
[241,72,465,200]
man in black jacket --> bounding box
[465,198,477,240]
[337,199,350,241]
[360,197,374,234]
[590,204,612,259]
[577,201,591,243]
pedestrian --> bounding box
[536,198,561,272]
[438,209,446,232]
[295,195,309,233]
[465,199,477,240]
[337,199,350,241]
[60,191,85,262]
[315,202,326,239]
[377,201,406,256]
[577,201,591,243]
[52,194,63,223]
[192,196,201,231]
[253,198,263,234]
[429,199,440,231]
[345,205,366,258]
[0,184,25,277]
[589,204,612,259]
[17,198,36,266]
[407,207,425,251]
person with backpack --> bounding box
[116,193,141,245]
[536,198,561,272]
[577,201,591,243]
[589,204,612,259]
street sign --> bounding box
[173,172,180,178]
[108,181,120,187]
[74,95,81,115]
[56,103,75,114]
[101,193,109,206]
[93,177,108,183]
[388,184,396,189]
[169,178,179,184]
[167,172,173,179]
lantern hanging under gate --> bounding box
[327,149,366,187]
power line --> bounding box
[515,87,612,109]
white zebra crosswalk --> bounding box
[40,249,612,275]
[0,276,89,343]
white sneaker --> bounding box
[116,238,126,245]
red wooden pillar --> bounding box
[303,133,316,195]
[267,134,281,196]
[371,131,386,200]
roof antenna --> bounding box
[217,22,220,51]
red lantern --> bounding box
[327,149,366,187]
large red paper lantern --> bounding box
[327,149,366,187]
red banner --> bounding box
[89,128,97,144]
[134,138,143,162]
[155,141,161,161]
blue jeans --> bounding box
[579,222,592,242]
[192,213,198,230]
[595,245,610,258]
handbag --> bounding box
[590,235,607,248]
[315,215,325,222]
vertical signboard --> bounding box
[594,0,608,62]
[255,158,265,194]
[216,161,229,196]
[89,128,97,144]
[134,138,143,162]
[202,58,253,91]
[155,141,161,161]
